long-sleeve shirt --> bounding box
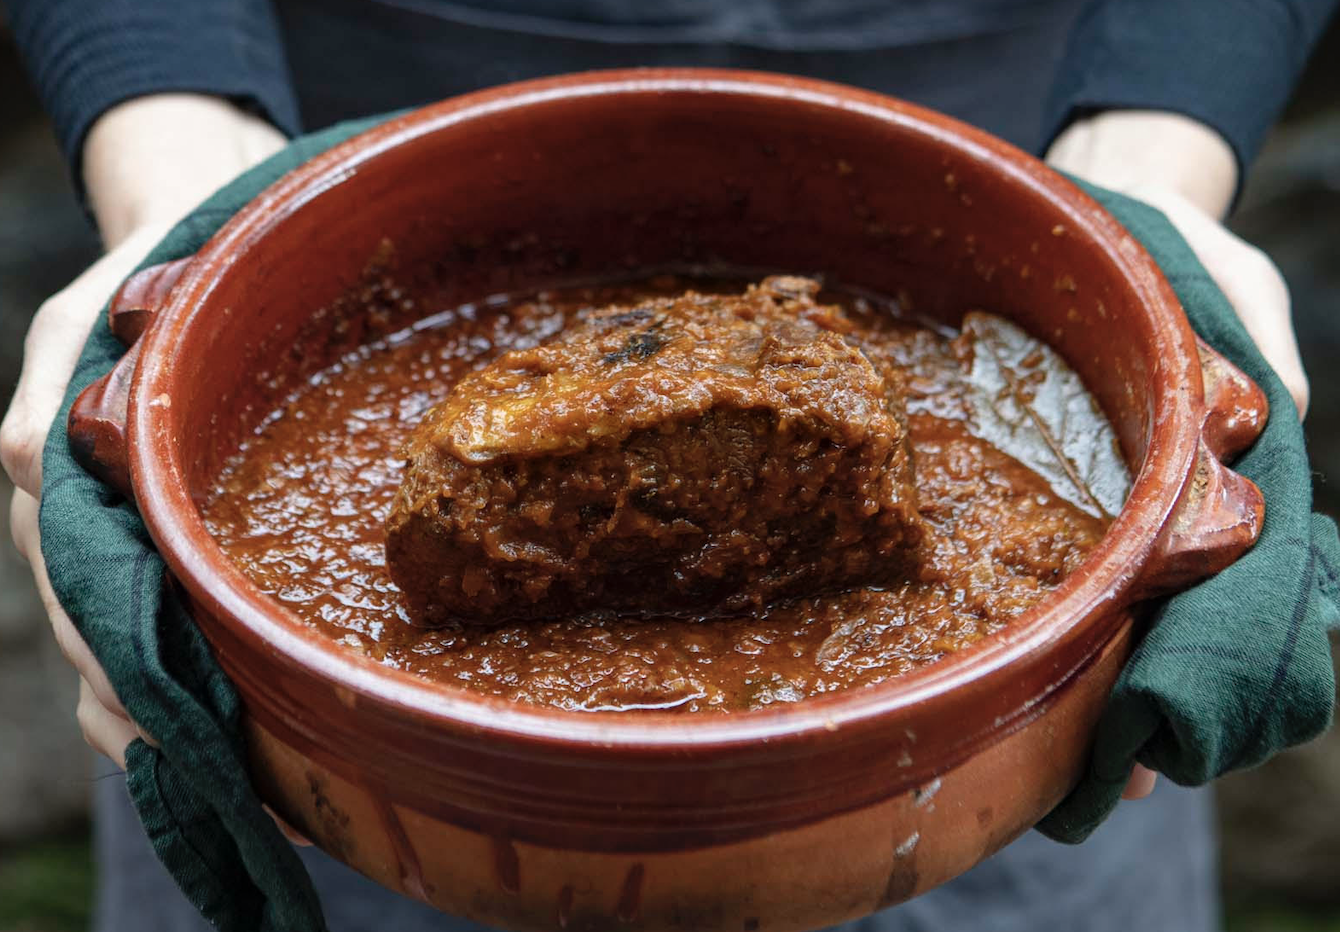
[6,0,1337,198]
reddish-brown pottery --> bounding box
[69,70,1268,932]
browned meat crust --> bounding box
[385,276,921,624]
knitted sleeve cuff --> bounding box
[1043,0,1338,183]
[8,0,302,200]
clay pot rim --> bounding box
[128,69,1197,753]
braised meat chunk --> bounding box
[385,276,921,624]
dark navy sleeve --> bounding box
[1044,0,1338,172]
[6,0,301,187]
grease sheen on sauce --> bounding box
[202,278,1111,713]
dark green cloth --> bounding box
[1036,190,1340,840]
[40,117,384,932]
[40,117,1339,931]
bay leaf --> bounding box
[955,312,1130,519]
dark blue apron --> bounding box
[93,3,1219,930]
[278,0,1084,154]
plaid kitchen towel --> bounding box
[38,116,1339,931]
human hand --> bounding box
[5,224,174,768]
[1106,184,1308,418]
[1047,110,1308,417]
[1046,111,1309,802]
[1,94,285,768]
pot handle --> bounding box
[67,259,191,500]
[1132,339,1269,600]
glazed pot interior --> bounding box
[180,78,1163,489]
[135,73,1198,796]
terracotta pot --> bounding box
[69,70,1267,931]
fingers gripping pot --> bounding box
[69,71,1266,932]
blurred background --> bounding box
[1,12,1337,932]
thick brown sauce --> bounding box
[202,278,1111,713]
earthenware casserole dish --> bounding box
[69,70,1267,932]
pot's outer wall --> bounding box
[239,623,1134,932]
[92,71,1265,928]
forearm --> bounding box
[1043,0,1339,198]
[1044,110,1237,219]
[85,95,286,246]
[7,0,300,201]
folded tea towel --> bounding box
[39,116,1339,931]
